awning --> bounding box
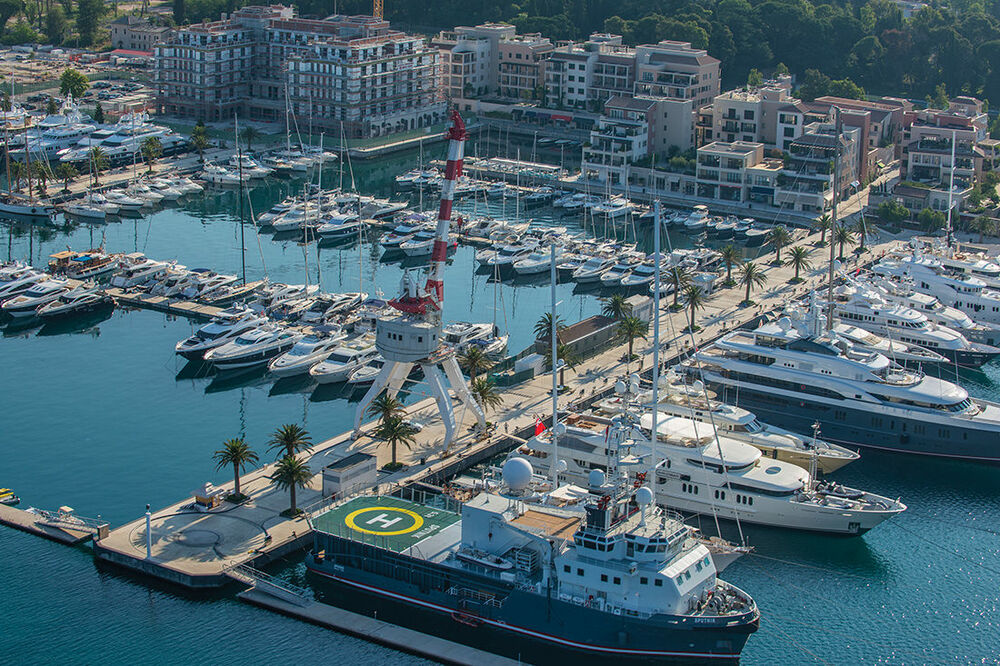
[552,114,573,122]
[751,186,774,194]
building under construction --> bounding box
[153,5,446,138]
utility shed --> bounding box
[322,452,377,498]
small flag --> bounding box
[534,417,546,436]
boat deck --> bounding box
[312,495,460,555]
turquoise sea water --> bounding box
[1,151,999,664]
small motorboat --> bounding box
[0,488,19,506]
[36,284,114,320]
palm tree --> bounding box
[766,225,792,264]
[367,391,404,424]
[534,311,565,342]
[212,437,259,498]
[556,341,581,386]
[268,423,312,459]
[664,266,691,309]
[141,136,163,173]
[787,245,812,282]
[834,224,855,260]
[55,162,78,192]
[270,455,312,515]
[851,219,869,252]
[973,215,995,243]
[617,315,648,371]
[738,261,768,305]
[458,345,494,381]
[373,414,418,468]
[89,147,108,185]
[719,244,741,285]
[9,161,24,191]
[814,214,832,246]
[684,285,706,332]
[191,121,210,162]
[31,162,48,195]
[470,377,504,415]
[239,125,259,151]
[601,293,632,320]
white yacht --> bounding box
[175,307,269,360]
[475,240,535,268]
[518,387,904,535]
[2,278,69,317]
[298,292,366,324]
[228,154,273,179]
[103,190,145,213]
[572,256,615,283]
[684,205,710,232]
[316,213,361,240]
[36,284,114,320]
[620,262,660,288]
[0,269,46,301]
[512,248,560,275]
[309,334,379,384]
[110,253,171,288]
[599,259,639,287]
[250,282,320,313]
[400,231,455,258]
[442,322,495,350]
[829,281,1000,367]
[200,164,242,186]
[203,325,303,370]
[683,304,1000,462]
[346,356,385,385]
[830,321,948,368]
[268,327,347,377]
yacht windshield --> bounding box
[327,352,353,363]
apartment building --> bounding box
[155,6,445,138]
[544,33,635,110]
[695,140,768,203]
[497,33,553,100]
[633,41,720,111]
[110,16,173,52]
[708,86,803,148]
[581,96,655,183]
[775,122,861,213]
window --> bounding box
[600,574,608,582]
[640,577,648,585]
[563,565,571,573]
[655,579,663,587]
[577,568,584,576]
[613,577,621,585]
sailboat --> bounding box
[1,93,56,223]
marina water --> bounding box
[1,150,999,663]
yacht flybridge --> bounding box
[174,306,269,360]
[684,301,1000,462]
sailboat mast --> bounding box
[24,113,33,202]
[946,128,956,250]
[651,200,661,472]
[825,106,841,331]
[236,113,246,285]
[3,123,10,194]
[549,240,560,485]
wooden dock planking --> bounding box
[0,504,96,545]
[106,283,264,321]
[237,588,522,666]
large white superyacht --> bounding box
[683,302,1000,462]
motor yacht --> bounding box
[599,259,638,287]
[317,213,361,240]
[0,270,47,301]
[48,250,118,281]
[250,282,320,313]
[36,283,114,320]
[309,334,379,384]
[103,190,146,212]
[683,205,709,232]
[298,292,366,324]
[571,256,614,283]
[620,262,660,289]
[110,253,171,288]
[180,269,239,301]
[512,248,560,275]
[228,154,274,179]
[346,356,385,385]
[203,325,303,370]
[268,327,347,377]
[442,322,496,350]
[200,164,241,186]
[475,241,535,268]
[2,278,69,317]
[683,301,1000,463]
[400,231,456,258]
[174,306,269,360]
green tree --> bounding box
[665,265,691,309]
[366,392,404,424]
[3,20,42,45]
[75,0,105,46]
[267,423,312,459]
[738,261,768,305]
[719,244,741,285]
[270,455,312,515]
[141,136,163,172]
[191,120,209,161]
[876,200,909,224]
[0,0,20,35]
[929,83,949,109]
[173,0,185,24]
[766,225,792,264]
[373,414,418,468]
[534,311,565,341]
[458,345,494,381]
[1,92,10,113]
[59,68,90,100]
[852,219,869,252]
[89,147,108,185]
[684,285,706,331]
[600,293,632,319]
[46,98,58,115]
[616,315,648,371]
[239,125,259,151]
[788,245,812,282]
[55,162,78,192]
[814,214,832,246]
[973,215,996,243]
[470,377,504,415]
[93,101,105,124]
[556,341,580,386]
[44,6,68,45]
[747,68,763,88]
[775,62,790,76]
[212,437,258,498]
[834,224,856,259]
[32,162,48,195]
[917,208,946,234]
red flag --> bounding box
[534,418,546,436]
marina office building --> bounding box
[154,5,446,138]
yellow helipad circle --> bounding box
[345,506,424,536]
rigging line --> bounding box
[882,519,1000,578]
[765,622,834,666]
[744,552,879,581]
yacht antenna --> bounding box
[650,200,661,477]
[826,106,842,332]
[946,128,957,252]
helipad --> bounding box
[312,495,460,553]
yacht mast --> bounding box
[549,240,560,485]
[946,128,957,251]
[825,106,841,331]
[236,112,246,285]
[4,123,11,195]
[650,200,661,474]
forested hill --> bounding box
[180,0,1000,103]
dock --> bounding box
[0,503,108,545]
[236,585,520,666]
[105,284,264,321]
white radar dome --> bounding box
[557,459,568,473]
[636,486,654,507]
[503,457,533,491]
[615,380,627,395]
[555,423,567,437]
[588,468,606,488]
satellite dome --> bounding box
[692,379,704,394]
[615,380,627,395]
[554,423,567,437]
[777,316,792,332]
[636,486,654,507]
[557,459,568,473]
[588,468,606,488]
[503,457,533,490]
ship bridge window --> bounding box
[686,459,724,473]
[655,578,663,587]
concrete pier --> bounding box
[106,284,264,321]
[0,504,107,545]
[237,587,521,666]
